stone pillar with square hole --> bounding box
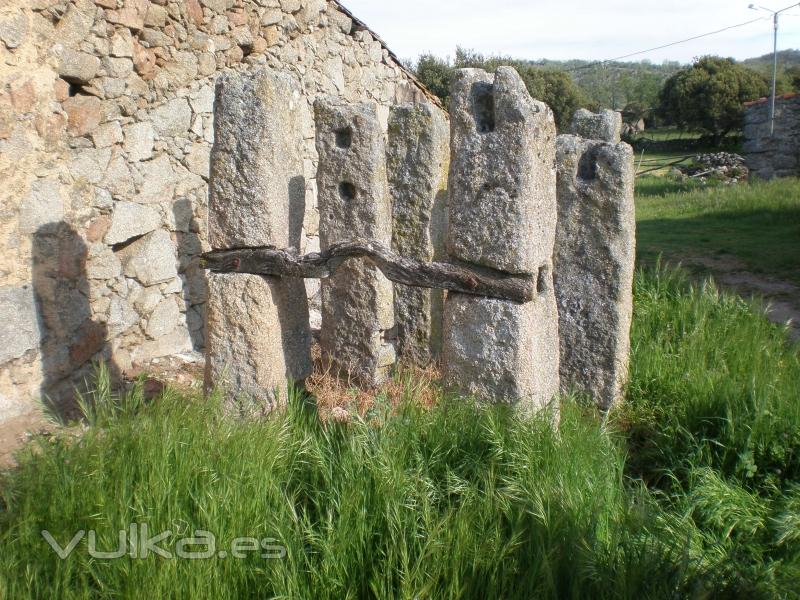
[387,102,450,366]
[442,67,560,415]
[554,134,635,409]
[205,68,312,416]
[315,99,395,387]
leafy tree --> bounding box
[413,48,589,130]
[657,56,768,143]
[414,54,454,105]
[782,65,800,91]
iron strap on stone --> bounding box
[200,239,536,304]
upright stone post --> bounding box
[315,99,395,386]
[554,134,635,409]
[569,108,622,143]
[442,67,560,414]
[387,102,450,366]
[205,68,312,416]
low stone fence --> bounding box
[203,68,635,415]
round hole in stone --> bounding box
[339,181,356,201]
[335,127,353,149]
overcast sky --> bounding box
[340,0,800,65]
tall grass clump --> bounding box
[0,370,703,598]
[0,265,798,598]
[626,263,800,489]
[622,264,800,596]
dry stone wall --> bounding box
[0,0,432,421]
[743,93,800,179]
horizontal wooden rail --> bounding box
[201,239,536,303]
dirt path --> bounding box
[680,255,800,342]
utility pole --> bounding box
[749,3,800,135]
[771,11,779,134]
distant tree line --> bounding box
[414,48,590,130]
[743,49,800,93]
[413,48,798,144]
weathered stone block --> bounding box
[209,68,305,249]
[569,108,622,143]
[117,229,178,286]
[443,67,560,413]
[110,30,134,57]
[145,296,180,338]
[0,14,27,49]
[86,244,122,280]
[20,179,64,234]
[151,98,192,137]
[447,67,557,275]
[91,121,124,148]
[135,327,193,363]
[206,68,312,411]
[135,154,176,204]
[205,274,312,416]
[554,135,635,409]
[0,286,40,365]
[104,201,160,245]
[56,48,101,84]
[63,95,102,137]
[123,121,155,162]
[387,102,449,365]
[442,289,560,414]
[315,98,394,386]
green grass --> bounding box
[633,150,696,177]
[629,128,743,177]
[634,127,703,142]
[1,266,799,598]
[636,177,800,283]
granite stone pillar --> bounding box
[569,108,623,143]
[554,134,635,409]
[315,98,394,386]
[205,68,312,415]
[387,102,449,366]
[442,67,560,413]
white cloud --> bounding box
[339,0,800,64]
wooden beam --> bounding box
[201,239,535,303]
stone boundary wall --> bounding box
[0,0,437,421]
[201,87,635,416]
[743,93,800,179]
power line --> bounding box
[564,15,770,72]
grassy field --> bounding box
[1,265,799,598]
[636,177,800,284]
[629,127,742,177]
[1,166,799,597]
